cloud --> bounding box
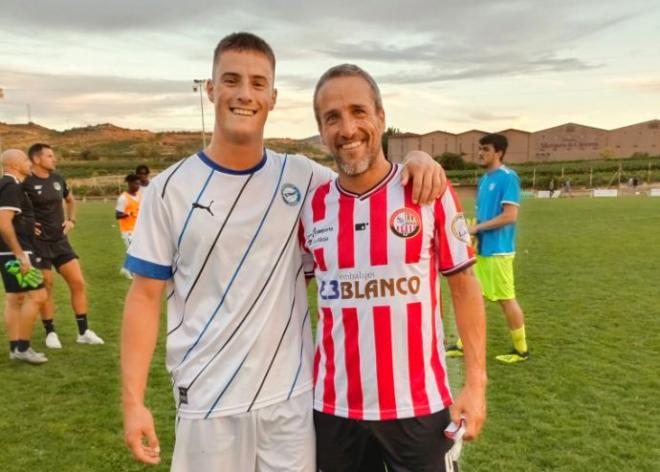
[376,56,598,85]
[468,111,520,122]
[608,77,660,93]
[1,0,657,134]
[2,69,190,95]
[1,0,654,36]
[0,69,202,130]
[0,1,213,31]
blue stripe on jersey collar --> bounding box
[197,149,267,175]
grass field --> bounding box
[1,197,658,471]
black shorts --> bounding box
[0,253,46,293]
[315,409,458,472]
[33,236,78,270]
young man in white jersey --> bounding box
[301,64,487,471]
[120,33,445,470]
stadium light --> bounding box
[192,79,207,148]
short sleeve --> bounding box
[61,176,70,199]
[0,182,22,213]
[115,194,127,213]
[434,183,476,275]
[124,183,175,280]
[501,172,521,206]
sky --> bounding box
[1,0,659,138]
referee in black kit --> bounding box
[23,143,104,348]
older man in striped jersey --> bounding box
[300,64,487,471]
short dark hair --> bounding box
[135,164,150,175]
[125,173,140,183]
[212,32,276,77]
[313,64,383,126]
[479,134,508,160]
[27,143,51,161]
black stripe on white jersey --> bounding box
[247,264,303,411]
[183,172,313,400]
[288,302,310,400]
[161,158,188,199]
[167,173,255,337]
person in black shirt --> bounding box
[0,149,48,364]
[24,143,104,348]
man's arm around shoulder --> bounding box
[446,267,487,440]
[121,275,166,465]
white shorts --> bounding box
[170,390,315,472]
[120,232,133,249]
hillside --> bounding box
[0,122,328,161]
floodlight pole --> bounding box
[192,79,207,148]
[0,88,4,153]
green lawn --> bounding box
[1,198,658,471]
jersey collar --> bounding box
[335,162,398,200]
[197,149,267,175]
[3,173,20,184]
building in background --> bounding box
[388,119,660,163]
[456,130,488,163]
[387,132,421,162]
[420,130,457,158]
[529,123,608,162]
[607,120,660,159]
[498,129,531,163]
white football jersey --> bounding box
[126,149,333,419]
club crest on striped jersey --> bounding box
[53,182,62,191]
[389,208,421,238]
[450,214,470,244]
[280,183,301,206]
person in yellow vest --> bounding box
[116,174,142,279]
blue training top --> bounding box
[475,165,521,256]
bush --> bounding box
[79,149,99,161]
[434,152,476,170]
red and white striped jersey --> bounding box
[300,163,475,420]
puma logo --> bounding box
[192,200,214,216]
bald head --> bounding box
[1,149,27,166]
[1,149,32,180]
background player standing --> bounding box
[115,174,142,279]
[24,143,104,349]
[135,164,150,187]
[0,149,48,364]
[447,134,529,364]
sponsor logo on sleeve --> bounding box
[450,214,470,244]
